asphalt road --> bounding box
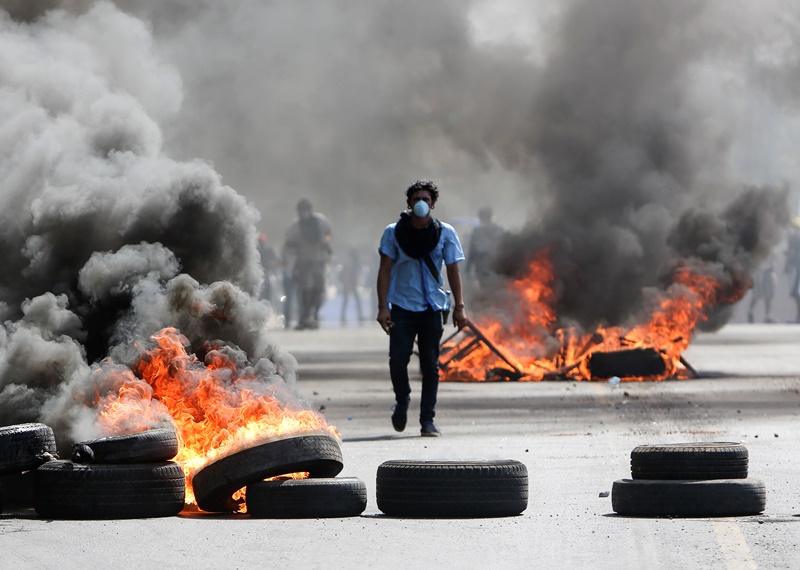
[2,323,799,569]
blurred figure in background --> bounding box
[283,198,333,330]
[339,246,364,323]
[785,217,800,323]
[747,259,777,323]
[466,206,506,290]
[257,233,279,307]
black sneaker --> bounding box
[391,399,409,432]
[420,421,441,437]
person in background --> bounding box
[785,216,800,323]
[748,259,777,323]
[258,233,279,306]
[283,198,333,330]
[340,247,364,323]
[377,180,468,437]
[466,206,506,290]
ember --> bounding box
[441,250,746,382]
[89,327,338,505]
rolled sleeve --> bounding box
[379,225,398,259]
[442,224,465,265]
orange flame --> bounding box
[442,251,745,382]
[90,327,337,506]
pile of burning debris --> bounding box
[438,253,731,383]
[440,320,697,382]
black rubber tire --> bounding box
[631,442,748,462]
[0,423,58,475]
[246,477,367,518]
[631,470,748,480]
[193,433,343,513]
[588,348,667,379]
[612,478,766,517]
[34,460,186,519]
[632,460,748,480]
[0,471,36,510]
[71,429,179,464]
[631,458,749,468]
[376,459,528,518]
[630,443,748,480]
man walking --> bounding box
[376,180,468,437]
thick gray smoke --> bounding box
[0,0,797,445]
[99,0,545,240]
[490,0,793,328]
[104,0,794,326]
[0,3,293,449]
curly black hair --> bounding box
[405,180,439,204]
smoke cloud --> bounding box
[489,0,793,328]
[0,3,291,449]
[0,0,798,445]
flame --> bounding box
[90,327,338,506]
[441,250,747,382]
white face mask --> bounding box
[413,200,430,218]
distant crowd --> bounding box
[258,200,800,329]
[256,198,508,330]
[743,217,800,324]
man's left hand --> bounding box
[452,307,468,330]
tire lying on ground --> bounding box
[192,433,344,513]
[631,465,748,480]
[376,460,528,518]
[72,429,179,464]
[0,471,36,511]
[34,460,186,519]
[246,477,367,518]
[630,442,748,480]
[612,478,766,517]
[0,423,58,475]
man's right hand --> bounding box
[377,307,393,335]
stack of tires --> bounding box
[35,428,185,519]
[193,432,367,518]
[376,459,528,518]
[612,442,766,517]
[0,423,59,514]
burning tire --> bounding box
[72,429,179,464]
[246,477,367,518]
[611,478,766,517]
[588,348,667,379]
[192,433,343,513]
[376,460,528,518]
[630,442,748,480]
[0,423,58,475]
[34,460,185,519]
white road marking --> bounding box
[712,521,757,570]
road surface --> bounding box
[1,323,799,569]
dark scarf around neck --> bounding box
[394,211,442,259]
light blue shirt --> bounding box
[379,220,465,312]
